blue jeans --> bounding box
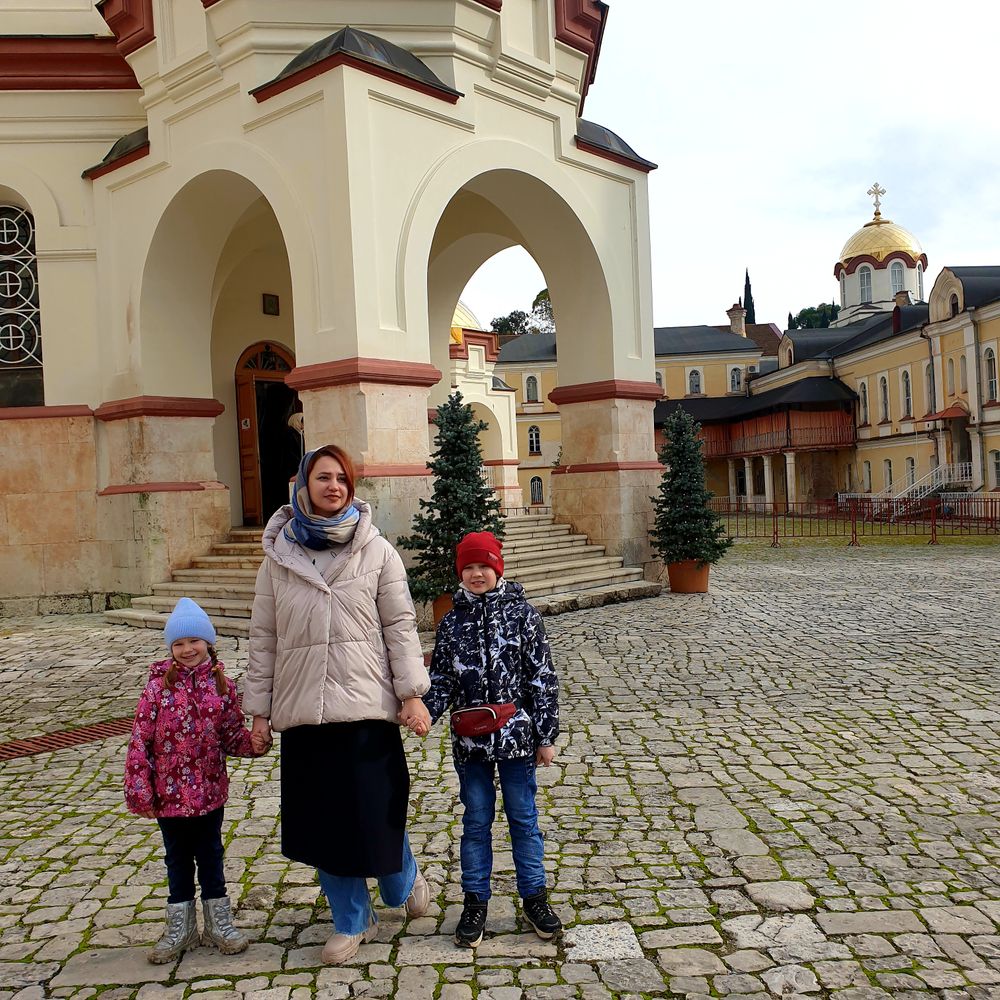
[317,833,417,935]
[456,758,546,900]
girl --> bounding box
[125,597,269,965]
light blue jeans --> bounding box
[317,833,417,935]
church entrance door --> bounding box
[235,342,301,526]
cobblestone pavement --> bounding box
[1,542,999,1000]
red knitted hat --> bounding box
[455,531,504,578]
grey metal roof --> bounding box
[257,26,461,99]
[82,126,148,178]
[949,266,1000,309]
[496,333,557,364]
[654,326,759,356]
[576,119,657,171]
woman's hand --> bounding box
[251,716,273,754]
[399,698,431,737]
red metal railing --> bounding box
[711,496,1000,546]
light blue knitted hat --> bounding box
[164,597,217,648]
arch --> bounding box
[917,262,924,300]
[901,369,912,417]
[947,357,955,395]
[950,293,960,318]
[985,347,997,402]
[859,265,872,304]
[0,203,42,406]
[905,456,916,486]
[530,475,544,505]
[730,367,742,393]
[470,401,504,463]
[0,162,63,247]
[960,354,968,392]
[859,381,869,424]
[688,369,702,394]
[883,458,893,490]
[525,374,539,403]
[879,375,889,422]
[404,139,642,390]
[890,260,904,295]
[924,362,935,414]
[528,424,541,455]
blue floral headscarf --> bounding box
[284,449,361,550]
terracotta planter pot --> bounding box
[432,593,454,624]
[666,560,710,593]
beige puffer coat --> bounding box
[243,502,429,732]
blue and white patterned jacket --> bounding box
[423,578,559,764]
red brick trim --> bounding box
[82,141,150,180]
[94,396,225,421]
[286,358,442,391]
[99,0,156,56]
[202,0,224,6]
[549,379,662,405]
[449,330,501,362]
[469,0,502,9]
[574,137,655,174]
[250,51,460,105]
[834,251,929,279]
[0,404,93,420]
[356,464,431,478]
[552,461,662,475]
[98,480,226,495]
[555,0,608,99]
[0,37,139,90]
[483,459,519,466]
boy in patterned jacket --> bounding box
[404,531,561,947]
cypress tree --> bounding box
[743,269,756,324]
[649,408,732,568]
[398,391,504,601]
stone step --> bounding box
[519,565,645,598]
[502,522,564,538]
[152,581,257,599]
[507,554,622,580]
[532,578,662,615]
[502,535,590,555]
[106,608,251,638]
[131,595,254,618]
[172,568,259,583]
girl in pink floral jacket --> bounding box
[124,598,268,965]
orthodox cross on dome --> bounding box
[867,182,886,218]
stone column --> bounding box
[784,451,798,503]
[286,358,442,545]
[743,457,754,499]
[727,458,738,499]
[969,426,985,490]
[763,454,775,505]
[548,381,661,571]
[484,459,524,510]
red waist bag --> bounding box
[450,703,517,738]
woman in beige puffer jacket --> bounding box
[244,444,431,965]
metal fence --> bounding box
[710,496,1000,546]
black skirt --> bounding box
[280,719,409,878]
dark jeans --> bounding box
[157,806,226,904]
[455,758,546,900]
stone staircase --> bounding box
[105,513,660,637]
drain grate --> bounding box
[0,717,133,762]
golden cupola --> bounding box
[835,182,925,276]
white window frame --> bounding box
[839,272,846,307]
[862,460,872,492]
[960,354,968,392]
[925,362,935,414]
[879,375,890,423]
[859,266,873,304]
[859,381,869,425]
[527,424,541,455]
[900,369,912,418]
[991,449,1000,489]
[905,456,916,486]
[890,261,904,295]
[985,348,998,402]
[524,374,540,403]
[917,262,924,300]
[687,368,703,395]
[729,366,742,393]
[883,458,893,490]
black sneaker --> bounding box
[454,893,488,948]
[523,889,562,939]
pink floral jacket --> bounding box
[124,658,260,818]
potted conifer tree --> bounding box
[398,391,505,622]
[650,407,732,593]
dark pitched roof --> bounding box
[82,126,149,179]
[654,326,759,356]
[576,118,657,172]
[784,327,856,361]
[949,266,1000,309]
[255,26,461,100]
[496,332,557,363]
[713,322,782,356]
[654,376,856,426]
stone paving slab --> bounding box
[1,543,1000,998]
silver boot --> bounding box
[202,895,248,954]
[148,899,198,964]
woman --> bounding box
[244,444,432,965]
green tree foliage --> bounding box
[531,288,555,334]
[398,391,504,601]
[490,309,534,336]
[490,288,555,336]
[743,269,756,324]
[649,408,733,568]
[787,302,840,330]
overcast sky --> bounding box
[459,1,1000,331]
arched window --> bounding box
[948,357,955,395]
[883,458,893,490]
[840,272,846,307]
[527,425,541,455]
[991,450,1000,489]
[901,370,912,417]
[985,348,998,401]
[917,262,924,300]
[654,370,663,392]
[890,261,904,295]
[859,266,872,304]
[862,460,872,493]
[905,456,916,486]
[925,363,935,413]
[0,204,43,407]
[524,375,539,403]
[859,382,869,425]
[950,293,960,318]
[688,370,702,394]
[960,354,968,392]
[529,476,543,504]
[730,367,742,392]
[879,375,889,422]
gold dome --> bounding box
[839,214,923,266]
[452,300,484,331]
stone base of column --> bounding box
[485,460,524,511]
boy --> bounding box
[403,531,560,947]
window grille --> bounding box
[0,205,43,406]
